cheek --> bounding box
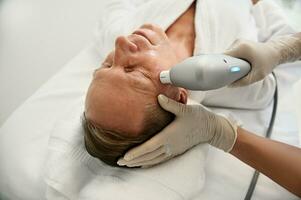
[158,84,179,100]
[144,51,170,70]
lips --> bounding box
[132,29,153,45]
[127,34,152,51]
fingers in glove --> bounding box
[122,135,164,161]
[126,153,169,167]
[224,42,254,87]
[230,69,264,87]
[158,94,187,116]
[225,39,250,57]
[230,75,252,87]
[117,146,166,166]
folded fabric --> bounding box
[44,98,208,200]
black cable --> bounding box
[244,72,278,200]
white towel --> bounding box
[44,98,208,200]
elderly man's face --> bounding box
[85,24,187,137]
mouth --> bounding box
[132,30,153,44]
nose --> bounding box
[114,36,137,68]
[115,36,137,53]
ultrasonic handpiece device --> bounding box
[160,54,251,91]
[160,54,278,199]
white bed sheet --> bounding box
[0,45,100,200]
[0,44,300,200]
[45,98,206,200]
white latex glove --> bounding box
[225,34,301,87]
[117,95,237,167]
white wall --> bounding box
[0,0,105,125]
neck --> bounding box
[165,2,196,60]
[166,2,195,43]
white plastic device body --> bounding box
[160,54,251,90]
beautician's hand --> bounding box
[225,34,301,87]
[117,95,237,167]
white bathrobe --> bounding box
[95,0,295,109]
[45,0,296,199]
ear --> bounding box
[178,88,188,104]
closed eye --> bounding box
[124,67,134,72]
[128,67,152,81]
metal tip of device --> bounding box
[159,70,171,84]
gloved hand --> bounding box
[117,94,238,167]
[225,34,301,87]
